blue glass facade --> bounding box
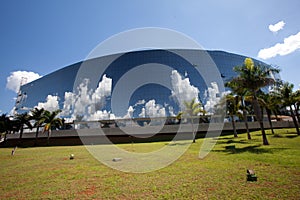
[15,49,271,120]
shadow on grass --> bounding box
[286,135,299,138]
[216,139,250,145]
[166,141,191,146]
[212,145,289,154]
[273,133,299,139]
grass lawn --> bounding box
[1,128,299,199]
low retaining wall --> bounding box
[1,121,296,147]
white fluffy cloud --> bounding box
[6,71,41,93]
[92,74,112,110]
[258,31,300,59]
[88,110,111,121]
[27,71,225,122]
[204,82,221,114]
[268,21,285,33]
[61,92,74,117]
[72,79,93,116]
[30,74,113,122]
[123,106,135,119]
[134,99,146,107]
[203,82,230,115]
[36,95,60,112]
[61,75,113,121]
[170,70,200,110]
[138,99,166,126]
[139,99,166,118]
[168,106,175,116]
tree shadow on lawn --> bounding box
[212,145,289,154]
[166,141,191,146]
[273,132,299,139]
[285,135,298,138]
[216,139,252,145]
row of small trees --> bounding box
[0,108,62,145]
[178,58,299,145]
[224,58,300,145]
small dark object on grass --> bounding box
[70,154,74,160]
[112,158,122,162]
[247,169,257,181]
[11,146,17,156]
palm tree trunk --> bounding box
[294,104,300,123]
[253,94,269,145]
[266,108,274,134]
[289,105,300,135]
[241,98,251,139]
[260,121,269,145]
[243,111,251,139]
[4,130,8,142]
[275,113,279,121]
[191,118,196,143]
[19,127,23,139]
[35,126,40,146]
[47,130,51,145]
[19,126,24,145]
[231,115,238,137]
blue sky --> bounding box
[1,0,299,114]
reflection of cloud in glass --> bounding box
[138,99,166,118]
[37,95,60,112]
[33,69,224,123]
[170,70,200,110]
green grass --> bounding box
[1,128,299,199]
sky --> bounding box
[0,0,299,114]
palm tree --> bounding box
[294,90,300,122]
[179,98,205,143]
[258,92,280,134]
[30,108,45,145]
[225,81,252,139]
[225,94,240,137]
[229,58,280,145]
[273,82,300,135]
[0,114,11,142]
[42,110,62,145]
[14,112,33,144]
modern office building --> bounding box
[15,49,271,121]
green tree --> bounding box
[229,58,280,145]
[225,81,252,139]
[225,94,240,137]
[14,112,33,144]
[42,110,62,145]
[273,82,300,135]
[30,108,45,145]
[0,114,11,142]
[258,92,281,134]
[178,98,205,143]
[294,90,300,122]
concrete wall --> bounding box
[1,121,296,147]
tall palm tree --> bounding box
[225,94,240,137]
[179,98,205,143]
[14,112,33,144]
[273,82,300,135]
[225,81,252,139]
[291,89,300,123]
[229,58,280,145]
[30,108,45,145]
[258,92,281,134]
[42,110,62,145]
[0,114,11,142]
